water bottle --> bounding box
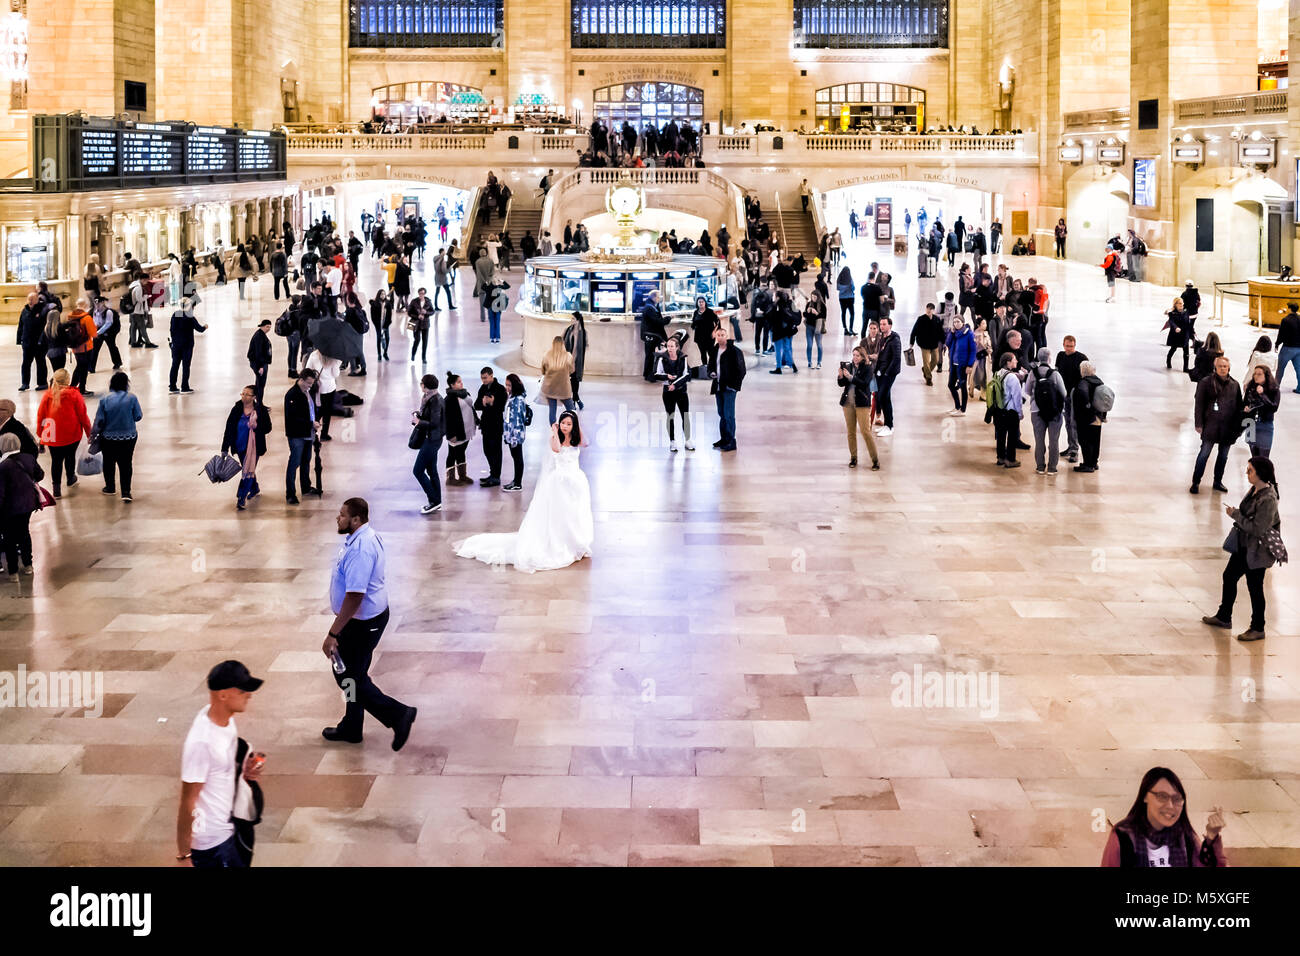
[330,650,346,674]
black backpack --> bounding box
[61,318,90,349]
[1032,366,1064,421]
[274,310,294,337]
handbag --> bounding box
[87,424,101,457]
[408,424,426,450]
[35,483,55,511]
[904,347,917,367]
[1262,527,1289,565]
[76,451,103,476]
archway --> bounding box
[1064,166,1130,262]
[593,81,703,133]
[824,179,994,257]
[814,82,926,132]
[1175,167,1287,290]
[330,179,474,245]
[370,81,486,123]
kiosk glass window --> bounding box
[533,272,557,313]
[695,271,718,303]
[559,273,590,312]
[592,280,627,313]
[665,272,697,311]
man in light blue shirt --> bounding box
[321,497,417,750]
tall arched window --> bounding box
[794,1,947,49]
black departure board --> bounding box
[33,114,287,192]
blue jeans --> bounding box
[413,436,442,505]
[1277,345,1300,392]
[434,283,454,309]
[548,397,575,424]
[1248,420,1274,459]
[191,834,245,868]
[715,387,737,447]
[488,310,501,340]
[774,336,794,370]
[1192,437,1233,487]
[805,326,823,366]
[287,436,312,496]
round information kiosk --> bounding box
[519,176,736,375]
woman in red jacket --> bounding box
[1101,767,1227,867]
[36,368,93,497]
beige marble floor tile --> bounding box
[363,774,504,810]
[629,844,774,866]
[497,775,631,808]
[632,776,763,810]
[698,809,840,845]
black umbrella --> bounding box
[307,317,363,363]
[313,437,324,494]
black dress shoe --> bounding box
[1212,482,1230,493]
[286,495,300,505]
[712,439,725,448]
[17,385,27,392]
[322,726,363,743]
[391,706,418,752]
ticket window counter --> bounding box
[558,272,590,312]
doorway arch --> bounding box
[815,82,926,131]
[1064,166,1130,261]
[593,81,704,133]
[370,81,485,122]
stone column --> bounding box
[1129,0,1258,286]
[729,0,793,127]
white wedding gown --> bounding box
[455,445,593,572]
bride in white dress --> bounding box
[455,411,593,572]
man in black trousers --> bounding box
[641,290,667,382]
[269,242,290,300]
[248,319,273,402]
[168,298,208,394]
[709,326,746,451]
[874,317,902,437]
[322,498,417,751]
[16,292,48,391]
[474,366,508,487]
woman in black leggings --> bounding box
[655,336,693,452]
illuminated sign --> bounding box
[1057,145,1082,163]
[1097,145,1125,165]
[1132,158,1156,208]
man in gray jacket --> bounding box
[472,247,496,323]
[1028,347,1067,475]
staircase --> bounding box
[505,205,542,245]
[777,204,820,261]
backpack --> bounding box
[61,318,90,349]
[1092,383,1115,414]
[1102,251,1116,273]
[985,369,1006,410]
[274,310,294,337]
[1032,366,1064,421]
[119,290,134,314]
[523,404,534,427]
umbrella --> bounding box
[307,317,363,363]
[313,437,324,494]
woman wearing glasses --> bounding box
[1101,767,1226,867]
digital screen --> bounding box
[122,130,184,175]
[80,130,118,177]
[593,282,626,311]
[187,133,235,173]
[1133,158,1156,208]
[631,279,659,312]
[238,137,273,171]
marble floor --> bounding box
[1,234,1298,867]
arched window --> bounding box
[794,1,948,49]
[371,82,485,122]
[594,82,704,133]
[815,83,926,131]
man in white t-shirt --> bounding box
[325,262,344,315]
[176,660,263,868]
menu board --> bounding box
[121,129,184,175]
[238,136,273,172]
[187,133,235,174]
[80,129,119,177]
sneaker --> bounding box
[1046,469,1058,476]
[121,495,132,502]
[712,440,725,448]
[53,490,61,499]
[169,387,180,394]
[791,366,798,374]
[67,477,77,488]
[503,483,522,492]
[669,441,678,452]
[7,574,17,583]
[876,427,892,436]
[871,461,880,470]
[849,458,857,468]
[101,487,116,495]
[995,459,1005,467]
[17,385,28,392]
[21,565,32,575]
[769,369,782,375]
[420,502,442,514]
[1035,467,1046,475]
[236,501,246,511]
[286,495,300,505]
[1236,629,1266,642]
[684,440,695,450]
[1189,485,1199,495]
[145,343,159,349]
[1201,615,1232,629]
[1003,461,1021,469]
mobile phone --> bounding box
[248,752,266,772]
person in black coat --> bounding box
[269,242,290,300]
[691,297,720,369]
[283,370,319,503]
[1181,281,1201,323]
[473,367,509,487]
[168,302,208,393]
[1191,356,1243,494]
[248,319,273,401]
[709,326,745,451]
[0,432,43,576]
[641,291,668,382]
[16,292,48,391]
[1164,298,1192,372]
[0,400,39,459]
[370,289,393,363]
[874,318,902,434]
[221,386,273,510]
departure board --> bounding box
[33,114,287,192]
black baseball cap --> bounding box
[206,660,263,692]
[258,319,272,328]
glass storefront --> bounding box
[4,224,58,282]
[815,82,926,131]
[594,82,704,133]
[371,81,484,122]
[523,257,720,317]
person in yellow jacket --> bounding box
[382,254,398,292]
